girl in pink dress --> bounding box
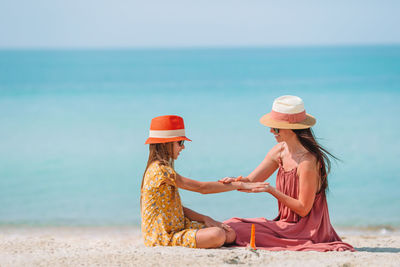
[221,95,355,252]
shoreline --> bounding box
[1,226,400,266]
[1,224,399,234]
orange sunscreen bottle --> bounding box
[250,224,256,249]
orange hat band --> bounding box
[149,129,186,138]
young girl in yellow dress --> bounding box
[141,115,251,249]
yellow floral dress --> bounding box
[141,161,205,248]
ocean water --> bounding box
[0,46,399,227]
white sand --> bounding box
[1,226,399,266]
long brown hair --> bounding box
[140,142,174,206]
[292,128,338,193]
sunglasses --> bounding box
[178,140,185,146]
[271,128,280,134]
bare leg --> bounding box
[224,227,236,244]
[195,227,226,248]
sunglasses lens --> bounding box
[179,140,185,146]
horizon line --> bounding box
[1,43,400,51]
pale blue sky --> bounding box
[1,0,399,48]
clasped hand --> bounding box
[218,176,272,193]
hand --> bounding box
[237,182,273,194]
[203,216,232,231]
[218,177,236,184]
[236,176,250,182]
[219,176,249,184]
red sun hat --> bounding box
[145,115,192,144]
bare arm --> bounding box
[175,173,243,194]
[240,143,282,183]
[243,156,319,217]
[183,206,232,230]
[183,206,208,222]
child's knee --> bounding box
[212,227,226,247]
[225,228,236,244]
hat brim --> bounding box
[260,113,316,129]
[145,136,191,145]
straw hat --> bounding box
[145,115,192,144]
[260,95,316,129]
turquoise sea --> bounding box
[0,46,399,228]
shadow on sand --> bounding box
[356,247,400,253]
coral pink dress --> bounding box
[224,161,355,252]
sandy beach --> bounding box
[1,226,399,266]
